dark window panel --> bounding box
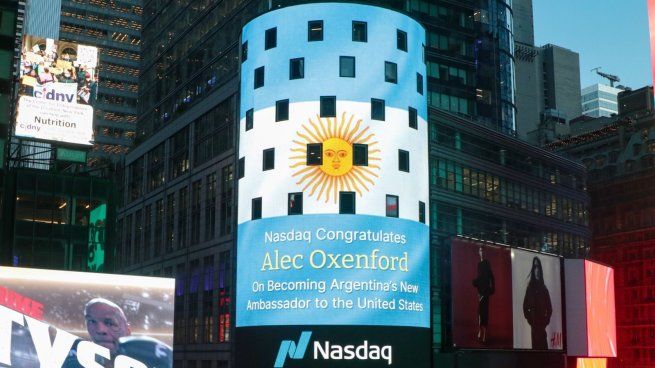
[399,149,410,172]
[409,107,418,129]
[307,143,323,165]
[276,99,289,122]
[397,30,408,51]
[241,41,248,62]
[353,144,368,166]
[288,192,303,215]
[308,20,324,41]
[339,192,356,214]
[245,108,253,131]
[265,27,277,50]
[290,58,305,80]
[339,56,355,78]
[352,21,367,42]
[238,157,245,179]
[320,96,336,117]
[263,148,275,170]
[385,61,397,83]
[254,66,264,89]
[252,198,262,220]
[371,98,385,121]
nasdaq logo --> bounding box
[274,331,312,367]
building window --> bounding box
[386,195,399,218]
[289,58,304,80]
[245,108,253,131]
[252,198,262,220]
[276,99,289,122]
[307,143,322,165]
[353,144,368,166]
[352,21,367,42]
[288,193,303,215]
[399,149,410,172]
[339,192,356,214]
[265,27,277,50]
[254,66,264,89]
[371,98,385,121]
[238,157,245,179]
[419,201,425,224]
[241,41,248,62]
[397,30,407,51]
[385,61,397,83]
[308,20,323,41]
[417,73,424,95]
[339,56,355,78]
[263,148,275,170]
[409,107,418,129]
[320,96,336,117]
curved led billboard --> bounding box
[236,3,429,367]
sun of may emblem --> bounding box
[290,112,381,203]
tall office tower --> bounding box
[118,1,589,366]
[548,86,654,368]
[581,83,622,118]
[59,0,141,165]
[513,0,582,145]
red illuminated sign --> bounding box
[585,261,617,357]
[0,286,43,320]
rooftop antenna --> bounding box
[591,67,620,87]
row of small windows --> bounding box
[243,22,409,61]
[251,194,425,221]
[237,147,410,175]
[253,60,423,92]
[244,98,418,129]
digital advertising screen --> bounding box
[450,240,564,352]
[0,267,174,368]
[450,239,513,349]
[565,259,617,358]
[236,3,429,367]
[15,34,96,145]
[511,249,563,351]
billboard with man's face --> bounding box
[0,267,174,368]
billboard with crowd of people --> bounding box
[15,35,97,146]
[0,267,174,367]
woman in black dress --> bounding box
[473,246,494,343]
[522,256,552,349]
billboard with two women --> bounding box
[451,238,563,350]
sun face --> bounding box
[290,112,380,203]
[321,137,352,176]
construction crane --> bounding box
[591,67,620,87]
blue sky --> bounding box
[533,0,652,90]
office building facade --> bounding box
[513,0,583,145]
[581,83,622,118]
[548,86,655,368]
[117,1,589,366]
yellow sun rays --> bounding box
[290,112,381,203]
